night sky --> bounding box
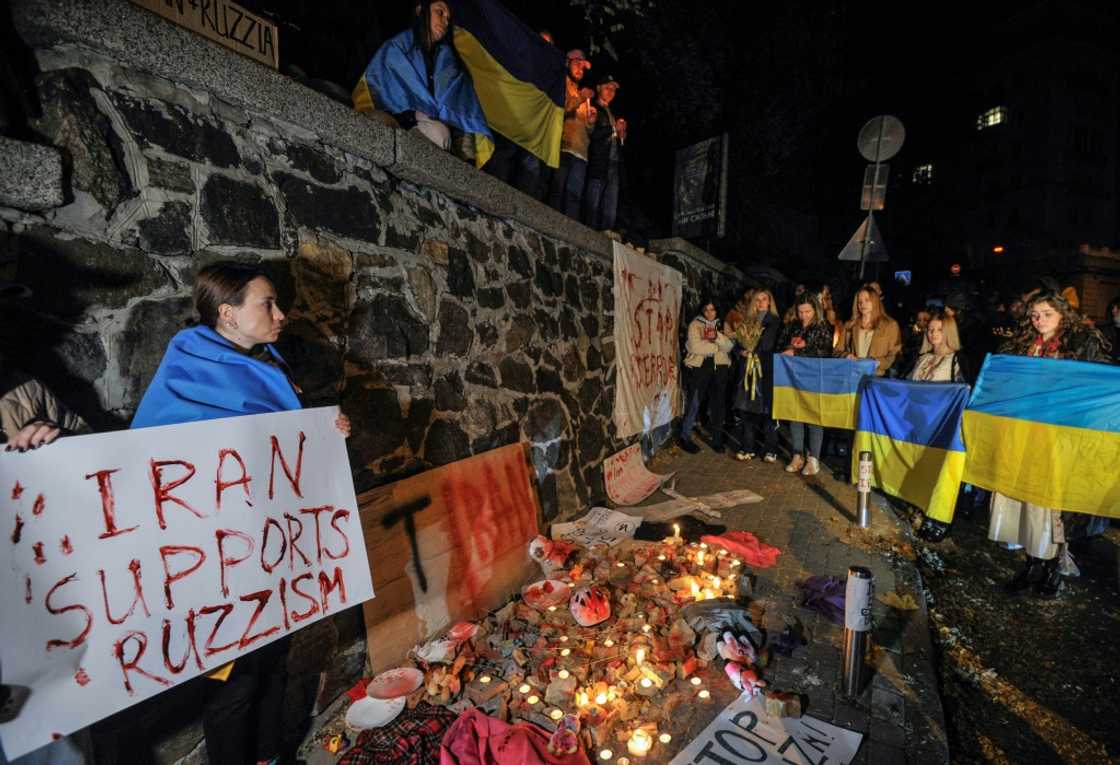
[241,0,1118,294]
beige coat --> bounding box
[684,318,734,368]
[0,370,89,442]
[840,317,902,376]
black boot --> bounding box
[1004,556,1043,594]
[1034,558,1062,599]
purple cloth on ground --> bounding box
[797,575,846,625]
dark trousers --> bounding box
[483,133,542,199]
[548,152,586,219]
[202,638,289,764]
[583,163,620,230]
[682,359,729,442]
[738,412,778,454]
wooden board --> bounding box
[128,0,279,70]
[358,443,543,673]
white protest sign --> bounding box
[669,693,863,765]
[613,241,683,439]
[551,507,643,548]
[0,407,374,758]
[604,443,674,506]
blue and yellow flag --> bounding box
[854,378,969,523]
[963,354,1120,517]
[772,356,877,430]
[449,0,564,168]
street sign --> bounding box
[857,115,905,163]
[838,213,889,263]
[860,163,889,211]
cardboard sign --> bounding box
[613,241,683,439]
[604,443,674,506]
[0,407,372,759]
[128,0,279,69]
[359,443,541,674]
[669,694,863,765]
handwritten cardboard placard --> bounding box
[612,241,683,439]
[668,693,863,765]
[128,0,279,69]
[358,443,541,673]
[604,443,674,505]
[0,407,372,759]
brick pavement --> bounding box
[642,439,950,764]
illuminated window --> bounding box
[912,164,933,184]
[976,106,1008,130]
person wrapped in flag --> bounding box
[353,1,493,165]
[978,291,1112,599]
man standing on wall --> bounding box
[583,74,625,232]
[548,49,595,220]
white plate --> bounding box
[366,667,425,700]
[345,696,406,730]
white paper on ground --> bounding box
[668,693,863,765]
[550,507,643,547]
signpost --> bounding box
[839,115,905,278]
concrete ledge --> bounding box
[650,237,744,278]
[13,0,396,168]
[392,128,515,217]
[0,136,64,211]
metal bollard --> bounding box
[856,450,872,528]
[842,566,874,697]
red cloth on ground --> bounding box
[439,708,591,765]
[701,531,782,568]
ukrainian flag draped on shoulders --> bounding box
[772,355,877,430]
[854,378,969,523]
[448,0,565,167]
[354,27,494,167]
[963,354,1120,516]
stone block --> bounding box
[277,172,379,242]
[118,297,194,405]
[406,267,437,321]
[510,190,611,260]
[465,361,497,387]
[434,371,466,411]
[293,231,354,333]
[424,418,470,466]
[505,314,536,353]
[472,421,521,455]
[13,226,170,316]
[343,379,406,467]
[506,280,531,309]
[112,91,240,169]
[382,363,433,390]
[276,140,343,184]
[477,287,505,309]
[435,300,473,356]
[349,293,429,361]
[146,155,195,192]
[138,199,192,254]
[535,365,564,395]
[405,398,435,453]
[508,246,532,278]
[525,398,568,443]
[446,248,475,297]
[200,174,279,248]
[392,128,515,216]
[274,319,343,403]
[0,137,64,211]
[498,355,534,393]
[31,69,134,214]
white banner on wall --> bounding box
[0,407,374,758]
[612,241,683,439]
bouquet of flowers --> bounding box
[734,317,765,400]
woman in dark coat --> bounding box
[731,289,781,461]
[779,293,834,476]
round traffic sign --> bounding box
[858,115,906,162]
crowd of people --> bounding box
[356,1,628,233]
[677,277,1117,598]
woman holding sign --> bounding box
[132,262,350,765]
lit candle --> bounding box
[550,708,564,720]
[618,759,630,765]
[700,543,708,550]
[657,554,666,561]
[560,635,569,642]
[527,695,540,705]
[698,689,711,699]
[697,551,705,567]
[639,678,652,689]
[479,675,491,684]
[690,677,702,686]
[731,559,742,568]
[616,562,626,568]
[519,683,532,694]
[712,577,722,588]
[635,647,645,666]
[595,692,609,705]
[558,669,571,680]
[659,733,672,744]
[604,639,615,648]
[672,523,681,540]
[599,750,613,761]
[561,648,571,657]
[548,605,557,612]
[627,729,653,758]
[717,548,727,557]
[641,625,651,633]
[650,578,658,584]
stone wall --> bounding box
[2,1,746,760]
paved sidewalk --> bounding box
[643,439,950,764]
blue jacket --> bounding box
[131,325,301,429]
